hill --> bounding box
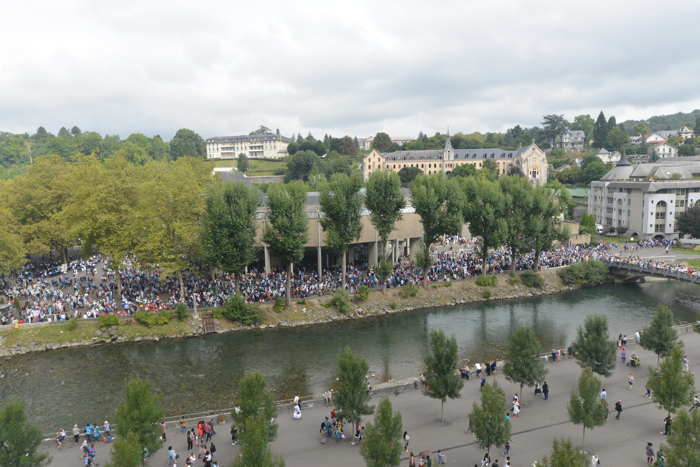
[622,109,700,131]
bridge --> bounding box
[603,259,700,284]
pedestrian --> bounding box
[615,400,623,420]
[403,431,410,451]
[627,374,635,390]
[645,442,655,464]
[542,381,549,400]
[210,441,217,458]
[481,452,490,466]
[491,459,500,467]
[480,376,487,388]
[409,451,416,467]
[591,454,600,466]
[73,424,81,443]
[187,429,194,450]
[503,440,511,457]
[436,450,446,464]
[56,428,66,447]
[657,448,665,467]
[599,388,607,400]
[663,415,672,435]
[620,348,626,365]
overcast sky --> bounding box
[2,0,700,139]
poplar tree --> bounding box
[361,398,403,467]
[572,315,616,376]
[107,432,142,467]
[647,344,695,418]
[663,410,700,466]
[567,368,607,448]
[0,400,48,467]
[423,329,463,422]
[462,177,508,273]
[365,170,405,259]
[234,411,285,467]
[115,378,164,457]
[334,347,374,434]
[319,173,364,287]
[640,305,678,363]
[232,373,278,441]
[539,438,587,467]
[470,382,511,457]
[264,182,308,305]
[503,327,547,400]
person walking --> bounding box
[627,374,635,390]
[542,381,550,400]
[403,431,410,451]
[615,400,623,420]
[663,415,672,435]
[645,442,655,464]
[503,440,511,458]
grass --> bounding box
[673,247,700,255]
[1,320,99,347]
[686,260,700,268]
[116,319,192,338]
[202,158,287,176]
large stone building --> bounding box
[588,158,700,238]
[206,127,290,160]
[362,138,548,185]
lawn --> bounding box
[673,247,700,255]
[1,320,99,347]
[202,158,287,176]
[686,260,700,268]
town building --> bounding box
[647,143,678,160]
[357,135,415,151]
[362,138,548,185]
[206,127,290,159]
[595,148,621,164]
[588,158,700,238]
[556,130,585,151]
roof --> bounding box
[380,146,524,161]
[601,159,700,181]
[207,133,291,143]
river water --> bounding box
[1,281,699,431]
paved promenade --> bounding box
[44,329,700,467]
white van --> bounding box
[595,224,604,234]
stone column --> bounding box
[317,245,322,278]
[264,245,271,274]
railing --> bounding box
[603,259,700,284]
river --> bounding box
[1,281,699,431]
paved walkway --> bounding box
[43,329,700,467]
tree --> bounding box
[570,115,595,146]
[264,182,308,305]
[503,327,546,399]
[606,126,628,152]
[234,411,285,467]
[634,121,651,137]
[365,171,405,266]
[107,432,142,467]
[640,305,678,363]
[579,214,597,235]
[524,186,565,270]
[319,173,364,287]
[410,174,463,270]
[542,114,568,147]
[462,177,507,272]
[423,329,463,422]
[371,132,393,152]
[449,163,477,178]
[169,128,205,160]
[0,400,48,467]
[538,438,587,467]
[470,382,511,456]
[677,204,700,238]
[330,136,358,155]
[238,153,250,173]
[115,378,164,456]
[0,208,26,275]
[397,166,422,185]
[202,181,260,290]
[499,176,531,268]
[285,150,318,182]
[233,373,278,441]
[360,398,403,467]
[647,344,695,418]
[592,111,608,149]
[567,368,607,448]
[572,315,616,376]
[334,347,374,434]
[663,409,700,466]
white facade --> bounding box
[206,131,290,159]
[595,148,621,164]
[557,130,585,151]
[648,143,678,159]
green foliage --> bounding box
[567,368,608,447]
[355,285,370,303]
[411,174,464,258]
[222,295,262,326]
[414,246,432,272]
[475,275,497,287]
[334,347,374,430]
[174,303,188,321]
[375,258,394,289]
[482,290,493,299]
[640,305,678,361]
[539,438,588,467]
[462,177,507,271]
[98,314,120,328]
[398,284,418,298]
[134,310,173,327]
[64,318,78,331]
[237,153,249,173]
[572,315,616,376]
[423,329,463,422]
[0,400,48,467]
[371,132,394,152]
[520,271,544,288]
[677,204,700,239]
[388,302,397,310]
[558,260,610,287]
[115,378,164,456]
[329,288,352,314]
[647,344,695,416]
[663,409,700,466]
[169,128,205,160]
[233,373,278,442]
[284,150,319,182]
[361,398,403,467]
[107,432,142,467]
[273,297,286,312]
[503,327,546,398]
[233,411,285,467]
[470,382,511,455]
[397,167,422,185]
[365,171,405,249]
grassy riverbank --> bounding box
[0,268,574,356]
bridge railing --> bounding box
[602,259,700,284]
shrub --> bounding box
[98,314,120,328]
[354,285,370,303]
[558,260,610,287]
[174,303,188,321]
[222,295,262,326]
[475,275,497,287]
[520,271,544,288]
[329,288,352,314]
[389,302,397,309]
[134,310,173,327]
[64,319,78,331]
[273,297,286,312]
[482,289,492,299]
[507,276,520,286]
[296,299,306,305]
[398,284,419,298]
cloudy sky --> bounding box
[2,0,700,139]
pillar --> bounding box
[405,238,410,257]
[369,242,378,267]
[317,245,322,278]
[264,245,271,274]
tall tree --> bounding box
[284,150,318,182]
[470,382,511,457]
[538,438,588,467]
[663,409,700,466]
[371,132,393,152]
[115,378,164,457]
[264,182,308,305]
[542,114,569,147]
[107,432,142,467]
[202,181,260,291]
[647,344,695,418]
[423,329,463,422]
[319,173,364,287]
[169,128,205,160]
[410,174,464,268]
[462,177,508,272]
[567,368,607,448]
[524,186,565,270]
[677,204,700,239]
[237,153,250,173]
[499,176,531,269]
[0,207,26,275]
[234,411,285,467]
[503,327,547,400]
[365,171,405,260]
[606,126,629,152]
[360,398,403,467]
[572,315,616,376]
[592,111,608,149]
[397,167,422,185]
[334,347,374,434]
[640,305,679,363]
[570,115,595,146]
[232,373,278,441]
[0,400,48,467]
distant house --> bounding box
[595,148,621,164]
[646,127,694,143]
[645,133,667,144]
[647,143,678,160]
[557,130,585,151]
[679,126,694,140]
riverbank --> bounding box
[0,269,577,357]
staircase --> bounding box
[201,311,217,334]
